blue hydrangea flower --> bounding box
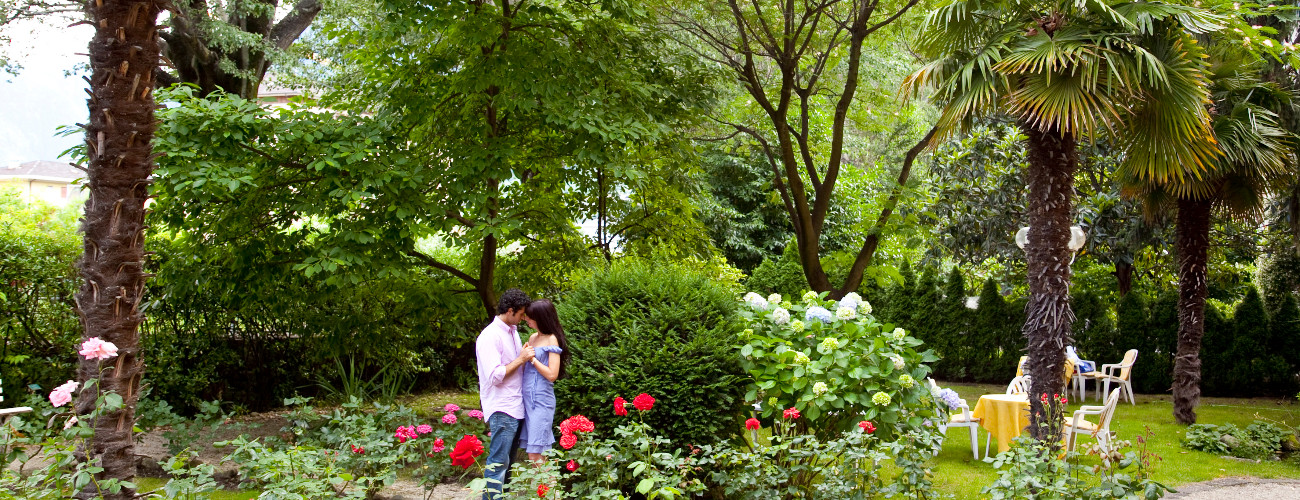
[805,306,833,324]
[939,388,962,410]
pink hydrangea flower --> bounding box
[442,414,458,424]
[49,380,77,407]
[79,337,119,361]
[467,410,484,420]
[444,403,460,413]
[416,424,433,435]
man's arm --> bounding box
[477,332,534,387]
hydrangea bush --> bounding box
[737,291,940,439]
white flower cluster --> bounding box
[858,300,873,316]
[890,327,907,341]
[871,392,892,406]
[812,381,829,397]
[767,293,783,306]
[790,320,806,333]
[835,306,856,321]
[838,292,862,310]
[806,306,833,324]
[793,351,811,365]
[820,337,840,351]
[802,290,820,304]
[899,374,916,388]
[744,292,769,310]
[771,307,791,325]
[888,354,905,371]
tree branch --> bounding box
[405,249,478,286]
[270,0,322,50]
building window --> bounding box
[61,186,68,198]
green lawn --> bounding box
[927,382,1300,498]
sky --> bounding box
[0,20,93,166]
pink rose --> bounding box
[49,380,77,407]
[444,403,461,413]
[442,414,458,424]
[79,337,119,361]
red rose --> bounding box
[745,418,760,431]
[566,459,578,471]
[783,407,800,420]
[633,393,655,411]
[559,432,578,450]
[858,420,875,433]
[559,415,595,434]
[613,396,628,416]
[350,445,364,454]
[537,483,549,498]
[449,434,484,469]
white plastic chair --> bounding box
[928,379,981,460]
[0,376,33,424]
[1063,388,1122,453]
[1005,375,1032,395]
[1066,346,1097,402]
[1089,349,1138,405]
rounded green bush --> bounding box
[554,258,747,447]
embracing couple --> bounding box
[474,288,572,499]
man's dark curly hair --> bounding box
[496,288,531,315]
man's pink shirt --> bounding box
[476,316,525,420]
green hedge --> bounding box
[555,258,747,447]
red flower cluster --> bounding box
[782,407,801,420]
[449,434,484,469]
[350,445,365,454]
[566,459,578,471]
[613,396,628,416]
[432,437,445,452]
[559,415,595,434]
[394,426,420,443]
[858,420,875,433]
[1040,393,1068,405]
[537,483,550,498]
[745,418,761,431]
[633,393,655,411]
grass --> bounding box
[927,382,1300,498]
[133,477,258,499]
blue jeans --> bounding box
[482,411,522,500]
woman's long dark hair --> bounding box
[526,299,571,379]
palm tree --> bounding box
[74,0,162,497]
[1125,49,1293,425]
[905,0,1222,441]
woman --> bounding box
[518,299,571,461]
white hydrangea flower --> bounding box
[771,307,791,325]
[891,327,907,341]
[872,392,892,406]
[889,354,905,371]
[838,292,861,312]
[858,300,873,315]
[819,337,840,351]
[744,292,769,310]
[741,328,753,339]
[836,306,856,321]
[790,320,806,333]
[767,293,783,306]
[802,291,820,303]
[812,382,829,397]
[794,351,811,365]
[899,374,916,388]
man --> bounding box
[476,288,535,499]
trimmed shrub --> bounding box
[746,245,806,299]
[1264,290,1300,395]
[555,258,747,447]
[1201,302,1233,396]
[934,267,971,379]
[1132,291,1176,394]
[1228,287,1278,395]
[1072,289,1119,375]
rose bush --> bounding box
[738,290,941,439]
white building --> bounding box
[0,160,86,206]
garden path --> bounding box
[1166,477,1300,499]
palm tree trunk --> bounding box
[74,0,161,497]
[1019,123,1077,443]
[1173,197,1211,424]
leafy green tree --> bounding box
[905,0,1222,440]
[663,0,936,297]
[697,146,795,272]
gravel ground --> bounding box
[1166,477,1300,500]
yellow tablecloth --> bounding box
[1016,356,1076,385]
[971,393,1030,454]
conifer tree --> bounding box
[882,260,916,328]
[1138,291,1178,394]
[1200,302,1231,396]
[1229,287,1270,394]
[937,267,970,378]
[1265,292,1299,395]
[972,278,1011,382]
[911,266,942,352]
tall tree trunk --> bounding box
[1173,197,1211,424]
[1019,123,1077,443]
[1113,260,1134,296]
[74,0,161,497]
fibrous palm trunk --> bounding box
[74,0,161,497]
[1173,197,1211,424]
[1020,123,1077,443]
